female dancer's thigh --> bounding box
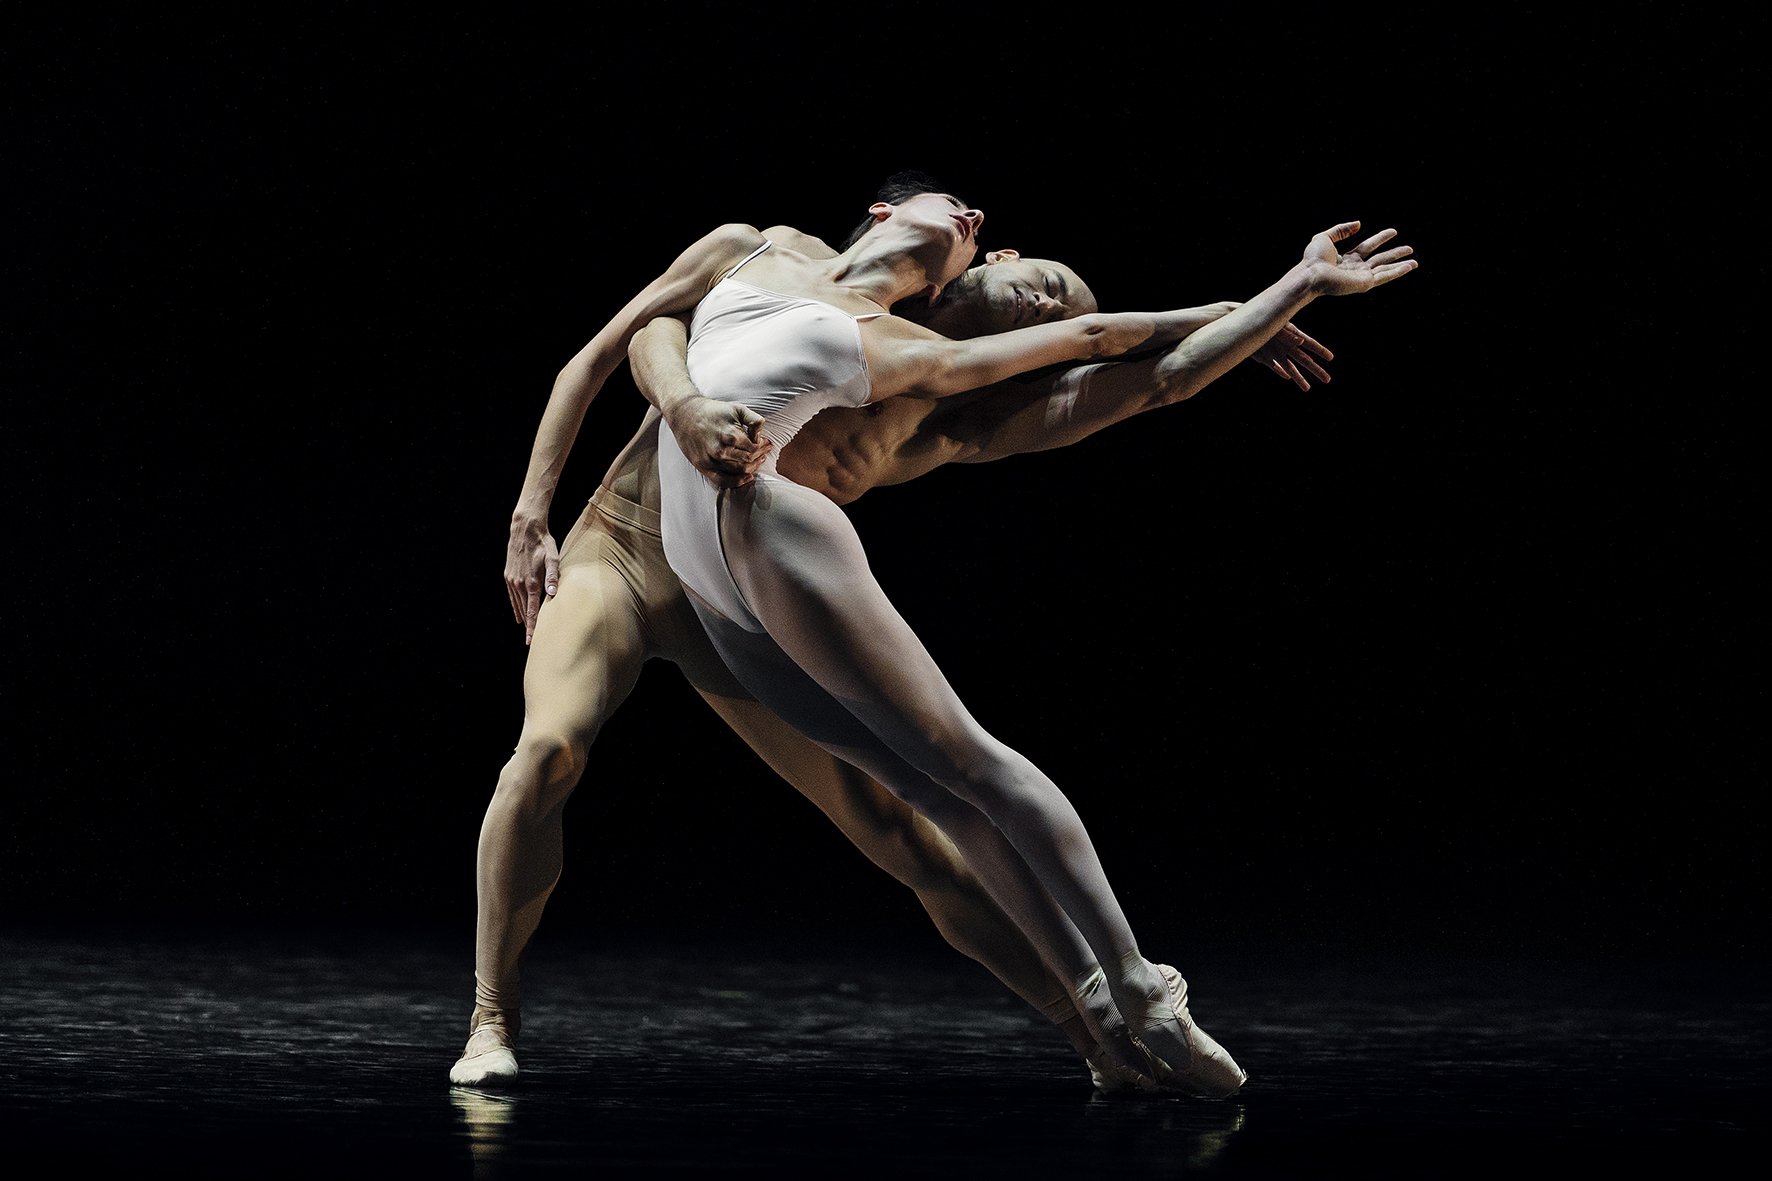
[691,594,945,807]
[717,478,1004,788]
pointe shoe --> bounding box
[1136,964,1247,1098]
[1086,1044,1158,1094]
[1062,966,1161,1094]
[450,1018,519,1087]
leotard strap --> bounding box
[719,239,773,282]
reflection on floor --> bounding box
[2,928,1763,1176]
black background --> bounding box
[5,7,1761,968]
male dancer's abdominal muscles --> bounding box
[780,400,934,506]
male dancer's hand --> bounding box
[1302,222,1419,295]
[506,512,560,646]
[666,394,773,489]
[1252,322,1335,391]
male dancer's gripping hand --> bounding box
[630,315,773,489]
[665,395,774,488]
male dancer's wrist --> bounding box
[510,501,551,534]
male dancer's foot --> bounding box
[450,1007,520,1087]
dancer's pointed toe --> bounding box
[1150,964,1246,1098]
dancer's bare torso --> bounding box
[603,390,968,513]
[602,224,1011,513]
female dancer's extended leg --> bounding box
[708,477,1239,1086]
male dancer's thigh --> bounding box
[519,497,652,758]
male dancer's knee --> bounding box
[490,730,590,826]
[843,778,975,896]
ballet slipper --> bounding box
[450,1013,519,1087]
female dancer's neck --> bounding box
[825,237,938,307]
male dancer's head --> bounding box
[840,170,1098,339]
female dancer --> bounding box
[645,189,1416,1092]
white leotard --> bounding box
[657,241,885,632]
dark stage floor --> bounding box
[1,927,1763,1177]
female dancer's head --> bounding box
[841,171,1096,338]
[841,170,985,294]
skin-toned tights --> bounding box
[473,479,1095,1057]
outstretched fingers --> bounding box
[1368,258,1420,286]
[1291,324,1333,363]
[1348,228,1419,284]
[1351,227,1399,257]
[1295,350,1332,385]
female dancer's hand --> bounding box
[1252,322,1334,390]
[1301,222,1419,296]
[506,512,559,646]
[665,394,773,489]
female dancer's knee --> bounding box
[923,743,1077,848]
[913,731,1020,800]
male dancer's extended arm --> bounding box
[891,251,1376,476]
[934,302,1330,467]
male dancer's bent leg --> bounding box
[458,488,1113,1086]
[454,505,649,1085]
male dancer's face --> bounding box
[918,251,1098,339]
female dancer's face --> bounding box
[881,192,985,285]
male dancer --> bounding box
[459,183,1369,1090]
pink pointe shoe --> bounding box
[1132,964,1247,1098]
